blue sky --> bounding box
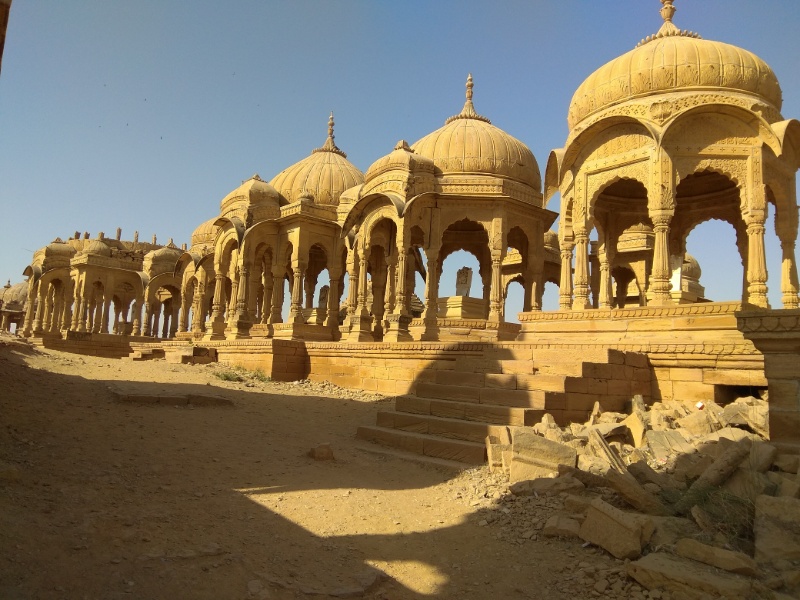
[1,1,798,317]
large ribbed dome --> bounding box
[270,114,364,206]
[568,1,782,129]
[220,174,280,214]
[412,75,541,190]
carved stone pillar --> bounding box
[780,238,800,309]
[598,246,613,309]
[142,302,152,337]
[205,273,227,339]
[269,270,284,325]
[572,229,591,310]
[61,281,74,331]
[420,248,440,341]
[229,265,254,339]
[42,286,55,333]
[325,275,340,330]
[348,247,374,342]
[261,271,274,325]
[488,255,503,322]
[32,283,47,334]
[384,250,412,342]
[101,295,112,334]
[131,299,141,336]
[169,303,179,338]
[178,292,190,333]
[151,302,162,338]
[745,217,769,308]
[288,262,306,325]
[558,242,574,311]
[649,212,674,306]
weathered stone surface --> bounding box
[722,467,776,502]
[629,460,683,491]
[745,442,777,472]
[722,397,768,438]
[308,443,334,460]
[675,538,759,576]
[676,410,717,437]
[646,429,695,464]
[603,468,671,516]
[754,494,800,563]
[508,474,584,496]
[765,471,800,498]
[587,429,626,473]
[648,516,698,547]
[509,428,576,483]
[623,411,647,448]
[773,453,800,474]
[578,497,654,560]
[543,515,581,538]
[674,438,752,514]
[627,552,757,599]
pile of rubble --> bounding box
[486,394,800,599]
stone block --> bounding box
[754,494,800,564]
[623,412,647,448]
[675,538,759,576]
[509,428,577,483]
[483,373,517,389]
[627,552,757,600]
[508,474,585,496]
[579,497,654,559]
[765,471,800,498]
[774,453,800,474]
[543,515,581,538]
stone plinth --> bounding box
[437,296,485,319]
[737,308,800,453]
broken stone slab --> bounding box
[575,422,628,440]
[676,410,719,437]
[578,497,654,560]
[543,514,581,538]
[563,493,591,515]
[577,454,609,476]
[674,438,752,515]
[745,442,778,472]
[754,494,800,564]
[646,429,696,465]
[485,435,510,473]
[675,538,759,577]
[508,474,585,497]
[603,468,671,516]
[557,464,608,488]
[721,398,768,438]
[765,471,800,498]
[773,453,800,474]
[629,460,684,491]
[587,429,626,473]
[623,411,647,448]
[722,467,777,502]
[627,552,760,600]
[648,515,699,548]
[509,427,577,483]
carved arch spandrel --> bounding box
[584,160,652,220]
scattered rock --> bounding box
[754,494,800,564]
[308,443,335,461]
[579,497,654,559]
[542,515,581,539]
[674,538,759,576]
[508,427,576,483]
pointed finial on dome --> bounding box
[313,111,347,157]
[446,73,491,124]
[636,0,700,47]
[660,0,676,23]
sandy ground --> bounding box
[0,334,634,600]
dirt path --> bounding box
[0,335,642,600]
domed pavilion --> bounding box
[543,0,800,312]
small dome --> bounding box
[568,2,782,129]
[364,140,435,182]
[220,174,281,215]
[44,238,77,258]
[682,253,702,281]
[412,75,541,191]
[544,230,560,252]
[191,217,218,248]
[0,281,28,307]
[270,114,364,206]
[81,239,112,257]
[147,240,182,263]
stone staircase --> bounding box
[357,348,651,465]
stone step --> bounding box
[515,373,567,392]
[356,425,486,464]
[414,382,566,410]
[376,410,509,444]
[395,395,546,426]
